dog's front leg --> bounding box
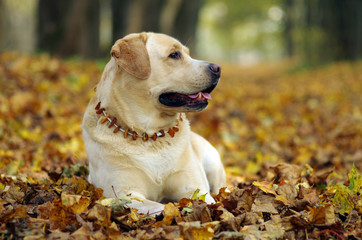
[191,132,227,193]
[202,144,226,193]
[126,192,165,215]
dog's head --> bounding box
[109,32,221,113]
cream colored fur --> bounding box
[82,32,226,214]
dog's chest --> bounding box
[132,145,183,184]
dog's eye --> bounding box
[168,51,181,60]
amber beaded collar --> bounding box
[95,101,182,141]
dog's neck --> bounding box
[94,100,184,141]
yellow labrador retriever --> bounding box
[82,32,226,214]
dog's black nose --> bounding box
[208,63,221,77]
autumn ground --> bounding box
[0,53,361,239]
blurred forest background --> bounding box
[0,0,361,66]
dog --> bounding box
[82,32,226,214]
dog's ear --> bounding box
[111,33,151,79]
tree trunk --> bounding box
[59,0,100,58]
[282,0,294,57]
[0,0,4,51]
[111,0,132,42]
[160,0,182,35]
[38,0,100,58]
[81,0,100,58]
[125,0,149,33]
[299,0,362,64]
[37,0,71,54]
[173,0,203,54]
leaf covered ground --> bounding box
[0,53,361,239]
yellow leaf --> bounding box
[252,181,277,195]
[274,194,293,205]
[163,203,181,225]
[61,193,90,214]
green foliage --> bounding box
[111,198,132,213]
[348,163,362,193]
[332,164,362,214]
[191,189,207,202]
[199,0,283,61]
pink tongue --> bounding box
[188,92,212,100]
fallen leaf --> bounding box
[178,221,215,240]
[4,184,25,204]
[276,184,297,202]
[85,203,112,229]
[298,186,319,206]
[61,193,90,214]
[0,205,27,222]
[253,181,277,195]
[163,202,181,225]
[308,204,336,225]
[183,201,212,223]
[251,194,278,214]
[272,163,302,184]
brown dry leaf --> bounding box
[272,163,302,184]
[308,204,336,225]
[298,185,319,206]
[343,210,361,233]
[24,187,57,205]
[271,214,294,232]
[85,203,112,229]
[4,184,25,204]
[220,214,244,232]
[183,200,212,223]
[37,201,54,220]
[47,231,71,240]
[309,167,334,186]
[262,220,286,239]
[251,194,278,214]
[217,205,234,221]
[105,222,123,240]
[0,199,6,214]
[90,230,108,240]
[277,184,297,202]
[48,199,77,231]
[239,225,260,239]
[243,212,260,225]
[0,204,27,222]
[214,187,230,202]
[69,225,91,239]
[226,188,254,213]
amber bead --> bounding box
[168,128,175,137]
[124,128,129,138]
[113,126,120,133]
[100,115,109,124]
[96,108,105,114]
[109,117,117,128]
[95,102,101,110]
[143,133,149,141]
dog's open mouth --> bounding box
[159,84,216,110]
